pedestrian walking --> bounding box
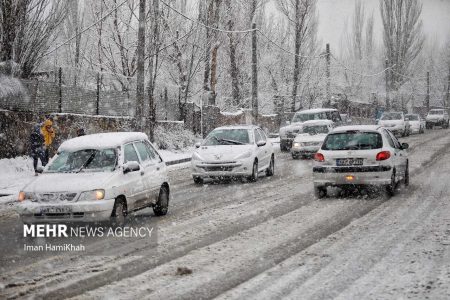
[41,119,56,165]
[29,124,45,175]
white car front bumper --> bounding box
[17,199,116,223]
[191,159,254,178]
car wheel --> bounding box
[111,198,127,227]
[314,186,327,199]
[404,162,409,186]
[266,155,275,177]
[153,185,169,216]
[385,171,396,197]
[280,142,289,152]
[193,176,203,185]
[248,160,258,182]
[292,153,299,159]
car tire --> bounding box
[153,185,169,216]
[314,186,327,199]
[266,155,275,177]
[404,162,409,186]
[385,171,396,197]
[248,160,258,182]
[193,176,203,185]
[280,142,289,152]
[111,198,127,227]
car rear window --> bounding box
[322,131,382,150]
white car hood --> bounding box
[293,133,327,143]
[426,115,442,120]
[22,172,115,193]
[195,144,255,162]
[379,120,404,126]
[280,123,303,133]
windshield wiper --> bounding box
[76,152,96,173]
[218,138,245,145]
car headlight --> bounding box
[235,150,253,160]
[192,152,204,161]
[18,191,35,202]
[292,142,301,148]
[78,189,105,201]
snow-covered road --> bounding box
[0,129,449,299]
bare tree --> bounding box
[0,0,66,77]
[380,0,425,93]
[278,0,318,112]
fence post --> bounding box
[58,67,62,113]
[96,73,100,115]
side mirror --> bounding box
[36,166,44,173]
[123,161,140,174]
[195,142,201,148]
[286,121,291,125]
[401,143,409,150]
[256,140,266,147]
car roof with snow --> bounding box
[295,108,338,114]
[331,125,382,133]
[214,125,261,130]
[58,132,149,152]
[302,120,333,126]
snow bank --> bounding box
[154,125,197,151]
[0,156,34,200]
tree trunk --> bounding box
[135,0,146,130]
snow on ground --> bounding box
[0,156,34,198]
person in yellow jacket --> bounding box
[41,119,56,165]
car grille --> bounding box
[35,193,78,203]
[201,166,234,172]
[33,212,85,219]
[302,142,321,146]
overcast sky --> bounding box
[266,0,450,52]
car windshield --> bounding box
[292,112,327,123]
[303,125,329,135]
[322,132,382,150]
[381,113,402,120]
[46,148,117,173]
[203,129,250,146]
[429,110,444,115]
[406,115,419,121]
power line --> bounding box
[40,0,130,59]
[159,0,257,34]
[256,29,327,59]
[331,55,395,77]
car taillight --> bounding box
[314,153,325,162]
[376,151,391,161]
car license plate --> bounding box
[40,206,72,214]
[336,158,363,166]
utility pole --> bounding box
[326,43,331,105]
[251,22,258,122]
[135,0,146,131]
[446,67,450,108]
[425,71,430,111]
[385,59,390,110]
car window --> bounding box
[145,141,162,162]
[254,129,263,143]
[383,130,396,148]
[46,149,117,173]
[135,141,151,162]
[124,143,140,163]
[322,132,382,150]
[203,129,251,146]
[387,130,401,149]
[257,129,267,141]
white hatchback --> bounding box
[313,125,409,198]
[191,125,275,183]
[17,132,170,224]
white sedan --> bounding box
[191,125,274,183]
[17,132,170,225]
[291,120,333,159]
[313,125,409,198]
[405,114,425,134]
